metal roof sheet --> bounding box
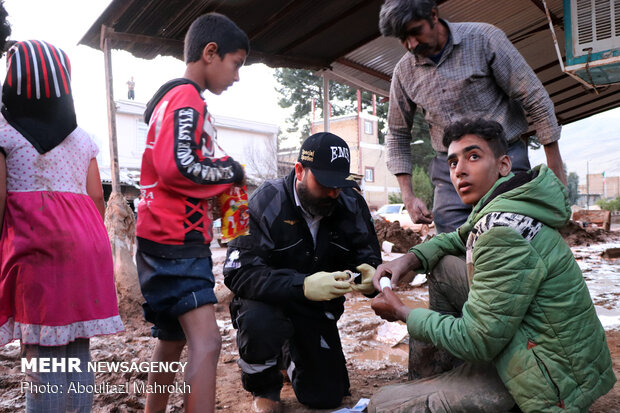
[80,0,620,128]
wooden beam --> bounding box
[529,0,564,27]
[105,30,184,51]
[555,90,620,116]
[101,25,121,194]
[323,75,330,132]
[247,50,327,70]
[248,0,302,40]
[562,100,620,123]
[279,0,377,54]
[335,57,391,82]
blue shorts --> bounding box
[136,250,217,341]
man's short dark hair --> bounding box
[443,118,508,158]
[379,0,436,38]
[0,1,11,53]
[184,13,249,63]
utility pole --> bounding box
[586,160,590,209]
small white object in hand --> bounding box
[379,277,392,291]
[345,270,360,283]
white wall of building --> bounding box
[102,100,279,183]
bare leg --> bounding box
[144,339,186,413]
[178,304,222,413]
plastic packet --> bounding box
[218,185,250,243]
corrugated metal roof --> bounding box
[80,0,620,128]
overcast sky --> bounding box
[2,0,619,184]
[1,0,290,150]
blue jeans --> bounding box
[430,138,531,234]
[137,251,216,340]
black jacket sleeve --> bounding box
[223,182,307,302]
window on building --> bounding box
[136,120,148,154]
[365,167,374,182]
[364,120,373,134]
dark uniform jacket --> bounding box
[224,170,381,318]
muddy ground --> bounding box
[1,223,619,412]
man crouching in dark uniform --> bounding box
[224,132,381,413]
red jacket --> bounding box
[136,79,243,258]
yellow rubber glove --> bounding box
[303,271,352,301]
[350,263,376,295]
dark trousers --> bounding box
[230,297,350,409]
[378,256,517,412]
[430,138,531,234]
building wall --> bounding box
[115,100,148,170]
[110,100,279,184]
[209,115,279,182]
[310,113,400,209]
[580,174,620,199]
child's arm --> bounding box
[410,231,466,273]
[151,86,244,198]
[0,152,6,233]
[86,158,105,220]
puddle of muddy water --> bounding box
[352,344,409,366]
[572,243,620,328]
[340,286,429,368]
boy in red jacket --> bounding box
[136,13,247,413]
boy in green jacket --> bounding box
[369,118,615,412]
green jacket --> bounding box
[408,165,615,412]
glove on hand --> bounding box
[350,263,376,295]
[304,271,352,301]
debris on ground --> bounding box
[374,218,423,253]
[601,247,620,260]
[558,220,612,246]
[2,239,619,412]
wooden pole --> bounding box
[101,24,121,193]
[323,74,330,132]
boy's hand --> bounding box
[372,253,421,291]
[304,271,352,301]
[371,289,411,322]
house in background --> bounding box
[577,173,620,208]
[309,111,399,209]
[97,99,279,206]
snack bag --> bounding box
[218,185,250,242]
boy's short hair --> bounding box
[379,0,437,38]
[442,118,508,158]
[184,13,249,63]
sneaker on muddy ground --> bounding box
[252,396,282,413]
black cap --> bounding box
[298,132,356,188]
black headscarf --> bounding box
[1,40,77,154]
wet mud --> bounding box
[1,231,619,412]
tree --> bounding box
[411,166,434,209]
[409,109,434,170]
[567,172,579,205]
[243,137,279,184]
[274,68,388,143]
[597,196,620,211]
[388,192,402,203]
